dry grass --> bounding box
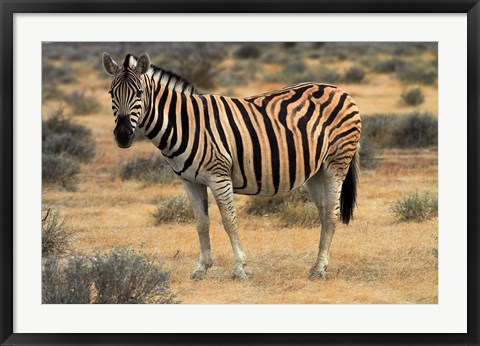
[43,146,438,304]
[42,56,438,304]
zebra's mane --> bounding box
[123,54,198,95]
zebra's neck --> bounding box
[134,58,199,155]
[147,67,198,95]
[125,54,198,95]
[138,83,193,160]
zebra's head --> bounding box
[102,52,151,148]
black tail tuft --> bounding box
[340,151,359,224]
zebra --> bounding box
[102,52,361,280]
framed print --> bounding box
[1,1,479,345]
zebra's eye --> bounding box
[136,90,143,98]
[108,89,113,96]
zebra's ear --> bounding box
[103,52,119,76]
[135,53,151,76]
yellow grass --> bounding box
[42,60,438,304]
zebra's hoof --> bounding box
[231,268,248,281]
[308,269,327,280]
[190,269,207,280]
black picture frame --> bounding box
[1,1,479,345]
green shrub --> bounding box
[390,191,438,222]
[401,88,425,106]
[42,247,176,304]
[42,108,95,161]
[344,66,365,83]
[120,156,175,183]
[42,208,75,257]
[68,91,102,115]
[42,154,80,191]
[152,195,194,224]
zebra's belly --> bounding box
[231,170,311,196]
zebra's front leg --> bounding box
[211,180,247,280]
[182,180,213,280]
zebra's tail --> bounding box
[340,150,359,225]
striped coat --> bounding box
[103,52,361,280]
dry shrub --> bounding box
[243,188,320,228]
[152,195,194,224]
[362,112,437,148]
[156,42,227,91]
[396,62,437,85]
[42,108,95,162]
[359,138,380,170]
[343,66,365,83]
[394,112,437,148]
[42,247,176,304]
[243,188,310,216]
[42,255,92,304]
[42,208,75,257]
[42,108,95,190]
[42,84,65,101]
[390,191,438,222]
[42,61,76,84]
[42,154,80,191]
[401,88,425,106]
[89,247,175,304]
[278,202,319,228]
[120,155,175,183]
[263,67,340,85]
[234,44,262,59]
[67,91,102,115]
[373,58,407,73]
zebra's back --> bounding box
[207,82,361,196]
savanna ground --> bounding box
[42,42,438,304]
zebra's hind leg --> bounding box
[306,166,343,279]
[211,180,247,280]
[182,180,213,280]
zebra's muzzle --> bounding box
[114,115,134,149]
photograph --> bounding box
[41,41,438,304]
